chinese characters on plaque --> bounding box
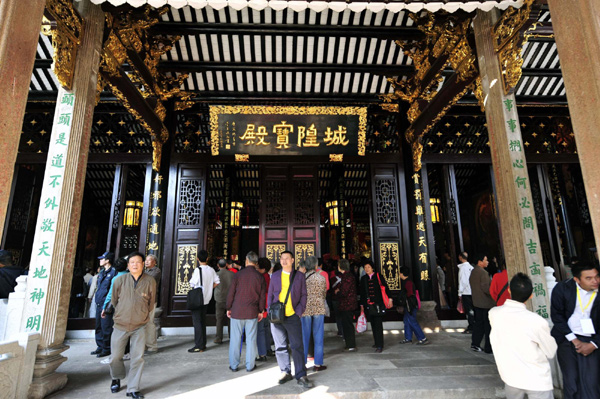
[210,106,367,157]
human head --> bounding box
[400,266,410,280]
[338,258,350,272]
[473,253,488,268]
[0,250,13,267]
[114,257,128,273]
[145,254,158,269]
[458,252,468,263]
[573,263,600,291]
[298,260,307,273]
[257,257,271,273]
[509,273,533,303]
[246,251,259,267]
[198,250,209,263]
[363,259,376,275]
[127,251,145,277]
[305,256,318,272]
[272,262,282,273]
[98,251,115,268]
[217,259,227,269]
[280,251,294,271]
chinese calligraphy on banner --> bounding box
[413,173,430,282]
[22,90,75,332]
[210,106,367,156]
[502,96,550,318]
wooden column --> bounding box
[20,2,104,398]
[0,0,46,242]
[546,0,600,254]
[473,10,550,317]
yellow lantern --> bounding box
[430,198,441,223]
[230,201,244,227]
[123,201,143,228]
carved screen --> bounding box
[266,244,286,263]
[265,180,287,226]
[294,243,315,265]
[175,244,198,295]
[293,180,315,225]
[375,178,398,225]
[178,179,203,226]
[379,242,401,290]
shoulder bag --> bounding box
[186,265,205,310]
[268,270,295,324]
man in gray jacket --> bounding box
[214,258,235,344]
[469,253,495,353]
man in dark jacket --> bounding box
[92,251,117,358]
[0,250,23,298]
[336,259,358,351]
[551,263,600,399]
[267,251,312,388]
[469,253,495,353]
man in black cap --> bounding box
[91,251,117,358]
[0,250,24,298]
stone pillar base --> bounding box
[28,344,69,398]
[416,300,441,330]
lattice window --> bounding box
[265,180,287,226]
[178,179,203,225]
[293,180,315,225]
[375,178,398,224]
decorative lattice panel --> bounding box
[379,242,401,290]
[265,180,287,226]
[293,180,315,225]
[375,178,398,225]
[178,179,203,226]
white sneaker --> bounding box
[100,358,111,364]
[123,353,131,360]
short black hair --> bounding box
[400,266,410,276]
[573,263,599,279]
[459,252,468,261]
[510,273,533,303]
[114,257,128,272]
[127,251,145,262]
[339,259,350,271]
[258,257,271,273]
[363,259,378,272]
[198,250,209,263]
[472,253,487,264]
[281,250,293,258]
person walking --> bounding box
[144,254,161,353]
[188,250,220,353]
[268,251,313,388]
[92,251,117,358]
[398,266,429,345]
[336,258,358,352]
[226,251,266,372]
[469,253,495,353]
[256,257,273,360]
[360,260,393,353]
[108,252,157,399]
[458,252,474,333]
[490,263,510,306]
[490,273,557,399]
[551,263,600,399]
[214,258,235,344]
[301,255,328,371]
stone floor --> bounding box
[49,327,507,399]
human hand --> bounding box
[258,312,263,322]
[227,310,231,318]
[576,342,596,356]
[101,310,106,319]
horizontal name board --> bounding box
[210,105,367,157]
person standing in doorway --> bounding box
[92,251,117,358]
[188,250,220,353]
[458,252,474,334]
[360,260,393,353]
[226,251,266,372]
[301,255,328,371]
[551,263,600,399]
[214,258,235,345]
[469,253,495,353]
[108,252,156,398]
[336,258,358,351]
[144,254,161,353]
[398,266,429,345]
[256,257,273,359]
[268,251,312,388]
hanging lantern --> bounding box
[230,201,244,227]
[430,198,441,223]
[326,201,340,227]
[123,201,143,228]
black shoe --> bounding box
[91,348,102,355]
[471,345,483,352]
[97,351,110,358]
[297,376,314,389]
[256,355,268,362]
[278,372,293,384]
[417,338,429,346]
[463,329,472,334]
[126,392,144,399]
[266,349,275,357]
[247,364,257,372]
[110,379,120,393]
[229,366,239,372]
[188,347,205,353]
[375,347,383,353]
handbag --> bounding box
[377,273,393,309]
[186,265,205,310]
[268,270,295,324]
[356,310,367,333]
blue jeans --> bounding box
[229,318,258,370]
[257,318,271,356]
[301,315,325,366]
[404,308,425,341]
